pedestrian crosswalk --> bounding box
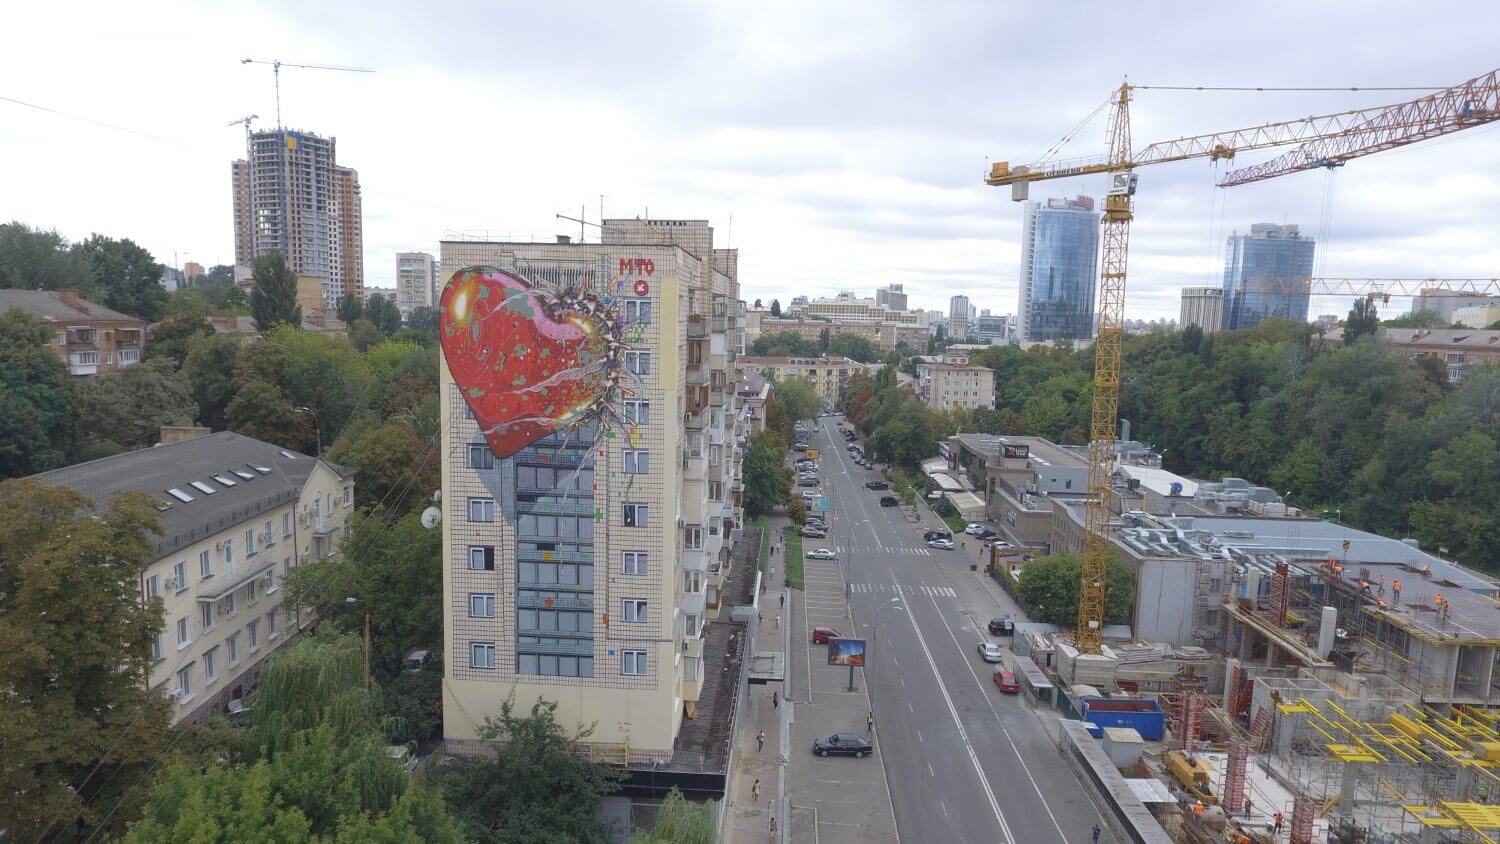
[848,583,957,597]
[833,545,934,557]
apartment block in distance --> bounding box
[0,288,146,376]
[916,354,994,411]
[755,316,926,351]
[1179,286,1225,332]
[31,431,354,721]
[438,219,750,783]
[395,251,436,316]
[232,128,364,308]
[737,355,863,408]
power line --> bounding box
[0,94,179,143]
[1136,85,1448,92]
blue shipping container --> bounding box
[1079,697,1165,741]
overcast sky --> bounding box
[3,1,1497,319]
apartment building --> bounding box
[737,355,862,408]
[916,360,994,411]
[395,251,436,316]
[796,292,923,326]
[32,431,354,721]
[756,316,926,351]
[0,288,146,376]
[437,220,746,767]
[736,371,771,435]
[1179,286,1224,332]
[1322,326,1500,382]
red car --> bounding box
[812,626,841,645]
[993,670,1019,694]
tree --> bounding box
[1383,308,1446,328]
[349,317,384,351]
[1343,296,1381,345]
[407,305,440,333]
[628,788,715,843]
[366,293,403,336]
[818,326,831,352]
[0,308,77,478]
[250,250,303,331]
[769,299,781,318]
[437,695,625,843]
[76,358,198,455]
[146,311,215,367]
[226,380,316,452]
[743,430,791,517]
[80,234,167,322]
[772,377,822,421]
[182,333,242,430]
[324,420,436,510]
[750,330,819,358]
[336,293,365,324]
[786,496,808,524]
[0,221,95,291]
[258,326,372,445]
[828,332,879,363]
[753,298,763,309]
[1015,553,1135,628]
[0,481,171,840]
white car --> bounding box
[964,523,987,536]
[927,538,955,550]
[806,548,838,561]
[977,642,1005,663]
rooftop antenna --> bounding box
[239,58,375,128]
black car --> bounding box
[813,733,874,758]
[864,480,889,490]
[988,617,1015,636]
[879,495,899,507]
[923,529,953,542]
[975,528,998,540]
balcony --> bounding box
[686,364,708,387]
[516,592,595,611]
[681,590,707,617]
[312,515,337,536]
[516,546,593,564]
[682,549,709,573]
[515,638,594,657]
[517,497,595,517]
[686,318,708,339]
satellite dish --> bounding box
[420,507,442,529]
[432,490,442,502]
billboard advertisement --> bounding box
[828,637,866,667]
[1002,443,1029,459]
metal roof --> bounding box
[0,288,141,323]
[32,432,352,560]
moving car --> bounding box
[813,733,873,758]
[993,670,1020,694]
[811,626,841,644]
[977,642,1005,662]
[879,495,899,507]
[923,529,953,542]
[806,548,837,560]
[987,616,1014,635]
[927,538,955,550]
[864,480,889,490]
[799,525,827,538]
[964,523,986,535]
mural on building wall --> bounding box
[440,266,648,459]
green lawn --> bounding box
[756,515,771,574]
[941,511,967,533]
[782,527,805,591]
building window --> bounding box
[204,647,218,682]
[283,512,292,537]
[622,551,648,575]
[625,351,651,375]
[265,569,276,593]
[152,634,164,663]
[223,538,234,568]
[623,298,652,325]
[468,498,495,522]
[708,481,724,500]
[145,574,160,600]
[685,614,700,637]
[267,608,278,637]
[172,561,187,593]
[176,617,190,647]
[246,579,257,603]
[343,486,352,506]
[708,444,721,465]
[623,399,650,425]
[623,599,648,623]
[623,503,648,527]
[176,667,192,699]
[684,526,704,550]
[468,545,496,571]
[248,619,260,649]
[245,528,256,556]
[623,450,649,474]
[200,602,214,632]
[224,592,236,617]
[622,650,647,676]
[227,632,240,664]
[468,444,495,470]
[200,550,212,579]
[470,642,496,670]
[469,593,496,618]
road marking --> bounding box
[928,762,935,777]
[916,729,922,742]
[895,573,1015,844]
[941,802,949,819]
[908,702,913,713]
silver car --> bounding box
[977,642,1004,663]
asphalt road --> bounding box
[808,416,1107,844]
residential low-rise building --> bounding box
[755,316,926,351]
[1324,326,1500,382]
[916,360,994,411]
[31,430,354,722]
[736,372,771,435]
[737,355,862,408]
[0,288,146,376]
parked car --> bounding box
[864,480,889,490]
[927,538,955,550]
[798,477,819,487]
[806,548,837,561]
[975,528,998,541]
[799,525,827,538]
[989,539,1013,550]
[964,523,986,535]
[811,626,841,644]
[988,616,1014,636]
[977,642,1005,663]
[805,516,827,527]
[993,670,1020,694]
[879,496,899,507]
[860,459,874,468]
[813,733,874,758]
[923,529,953,542]
[793,444,808,452]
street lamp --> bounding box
[346,596,370,690]
[296,406,322,457]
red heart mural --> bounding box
[440,267,620,459]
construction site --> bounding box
[981,64,1500,844]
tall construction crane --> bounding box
[986,67,1500,655]
[240,58,375,128]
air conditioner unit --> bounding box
[169,689,186,702]
[214,540,226,550]
[164,575,181,591]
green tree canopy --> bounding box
[1015,553,1134,628]
[1383,308,1446,328]
[324,419,437,511]
[0,308,77,478]
[365,293,403,335]
[769,298,781,318]
[627,788,716,843]
[182,332,243,430]
[226,379,316,452]
[0,481,170,840]
[771,376,822,421]
[250,250,303,331]
[828,332,879,363]
[1343,297,1381,344]
[0,221,94,291]
[146,311,215,367]
[407,305,439,333]
[80,234,167,322]
[336,293,365,324]
[743,429,791,517]
[76,358,198,455]
[750,329,819,358]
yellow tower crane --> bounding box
[986,68,1500,654]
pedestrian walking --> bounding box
[866,711,874,733]
[1274,811,1284,834]
[769,816,777,836]
[775,614,781,628]
[751,779,761,801]
[780,592,785,608]
[772,690,780,708]
[1243,796,1252,817]
[1091,823,1101,844]
[757,730,765,752]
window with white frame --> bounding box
[468,498,495,522]
[204,646,218,682]
[684,526,704,550]
[223,538,234,568]
[227,632,240,664]
[469,593,496,618]
[622,399,650,425]
[468,545,496,571]
[267,608,278,636]
[152,634,164,663]
[623,503,648,527]
[623,599,648,623]
[623,298,652,325]
[622,551,648,575]
[246,579,257,602]
[262,519,273,546]
[177,666,192,698]
[283,512,292,537]
[684,570,703,593]
[224,592,236,616]
[244,528,256,556]
[177,617,190,647]
[468,443,494,470]
[200,602,214,632]
[625,351,651,375]
[172,561,186,592]
[265,569,276,593]
[248,619,260,649]
[623,450,649,474]
[708,481,723,500]
[708,444,720,465]
[470,642,496,669]
[343,486,351,506]
[200,550,212,579]
[145,574,160,600]
[621,650,647,676]
[685,614,700,637]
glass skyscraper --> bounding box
[1019,196,1099,342]
[1221,224,1316,330]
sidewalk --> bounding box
[725,516,790,843]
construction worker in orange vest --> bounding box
[1274,811,1285,834]
[1393,579,1401,601]
[1421,563,1432,577]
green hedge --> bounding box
[782,527,805,590]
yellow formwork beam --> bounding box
[1403,802,1500,844]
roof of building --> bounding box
[953,433,1087,469]
[919,361,992,372]
[738,355,860,367]
[0,288,141,323]
[1324,327,1500,347]
[735,371,769,398]
[32,432,353,560]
